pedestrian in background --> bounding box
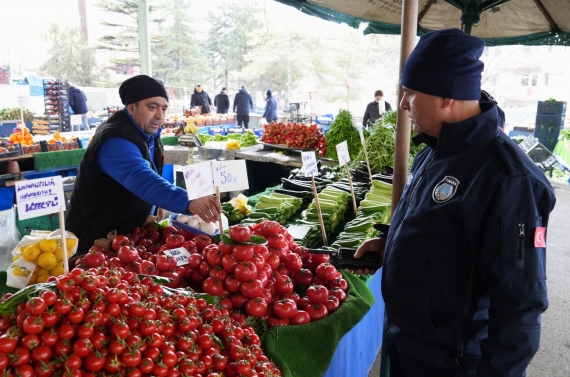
[214,87,230,114]
[190,84,212,114]
[233,85,254,129]
[362,89,392,128]
[69,86,89,131]
[263,89,278,123]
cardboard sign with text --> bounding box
[162,247,191,266]
[15,176,66,221]
[181,161,216,200]
[301,151,319,176]
[212,160,249,192]
[336,141,350,165]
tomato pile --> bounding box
[0,268,282,377]
[261,122,324,151]
[74,224,203,289]
[199,221,348,327]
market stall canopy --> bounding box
[274,0,570,46]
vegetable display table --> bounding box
[553,140,570,168]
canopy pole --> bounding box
[391,0,418,216]
[138,0,152,76]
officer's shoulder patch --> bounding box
[432,176,460,203]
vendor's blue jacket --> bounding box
[382,99,556,376]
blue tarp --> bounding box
[18,76,47,96]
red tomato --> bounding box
[160,271,181,288]
[273,299,297,319]
[297,297,311,310]
[165,234,185,249]
[329,287,347,302]
[8,347,31,366]
[156,255,177,272]
[240,279,264,299]
[22,316,44,334]
[324,296,340,313]
[274,276,294,295]
[202,277,224,296]
[112,235,130,251]
[225,275,243,293]
[310,253,330,265]
[316,263,337,281]
[210,266,228,281]
[253,244,270,260]
[283,253,303,272]
[230,294,248,310]
[25,297,46,316]
[245,298,268,318]
[232,244,254,261]
[229,225,252,243]
[293,268,313,286]
[265,253,280,270]
[266,234,287,249]
[259,221,281,238]
[307,285,329,304]
[195,235,213,251]
[118,246,138,264]
[327,277,348,291]
[234,261,257,282]
[290,310,311,325]
[305,303,328,321]
[84,246,107,268]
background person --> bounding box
[190,84,212,114]
[214,87,230,114]
[362,89,392,127]
[354,29,556,377]
[69,86,89,131]
[262,89,278,122]
[233,85,254,129]
[66,75,222,255]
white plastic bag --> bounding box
[0,206,21,272]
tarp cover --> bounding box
[275,0,570,46]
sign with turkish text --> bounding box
[301,151,319,176]
[15,176,65,221]
[162,247,191,266]
[336,141,350,165]
[181,161,216,200]
[212,160,249,192]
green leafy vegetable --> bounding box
[324,110,364,162]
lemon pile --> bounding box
[17,237,78,284]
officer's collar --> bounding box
[124,108,162,142]
[413,101,500,151]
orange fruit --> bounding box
[9,134,16,142]
[48,139,56,144]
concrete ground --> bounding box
[368,180,570,377]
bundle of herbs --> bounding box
[324,110,367,161]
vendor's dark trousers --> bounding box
[388,342,474,377]
[237,115,250,129]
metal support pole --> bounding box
[138,0,152,76]
[391,0,418,216]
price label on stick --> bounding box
[15,176,66,221]
[162,247,191,266]
[181,161,215,200]
[212,160,249,192]
[336,141,350,165]
[301,151,319,176]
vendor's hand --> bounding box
[188,196,222,223]
[157,208,166,221]
[349,237,386,275]
[145,215,158,225]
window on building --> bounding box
[521,75,529,86]
[544,73,549,86]
[532,74,538,86]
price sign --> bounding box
[162,247,191,266]
[336,141,350,165]
[358,125,365,143]
[17,95,28,107]
[212,160,249,192]
[15,176,66,221]
[181,161,215,200]
[301,151,319,176]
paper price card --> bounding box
[212,160,249,192]
[301,151,319,176]
[181,161,216,200]
[336,141,350,165]
[15,176,65,221]
[358,125,365,143]
[162,247,191,266]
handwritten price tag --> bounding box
[162,247,191,266]
[181,161,215,200]
[336,141,350,165]
[358,125,365,144]
[15,176,66,221]
[301,151,319,176]
[212,160,249,192]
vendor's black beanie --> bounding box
[119,75,169,105]
[401,28,485,100]
[266,89,272,96]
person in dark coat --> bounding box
[262,89,278,122]
[66,75,221,255]
[214,87,230,114]
[362,90,392,127]
[69,86,89,131]
[233,85,254,129]
[190,84,212,114]
[354,29,556,377]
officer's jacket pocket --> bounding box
[501,217,546,282]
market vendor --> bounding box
[355,29,556,377]
[66,75,222,255]
[362,90,392,128]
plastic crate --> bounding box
[536,137,558,152]
[534,125,560,139]
[537,101,566,115]
[0,143,23,158]
[535,113,565,129]
[316,114,334,126]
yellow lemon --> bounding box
[37,253,57,269]
[65,238,77,252]
[54,248,64,262]
[39,239,58,253]
[21,269,31,277]
[22,245,41,262]
[36,274,49,283]
[13,266,22,277]
[28,273,37,285]
[48,265,65,277]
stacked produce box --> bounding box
[43,79,70,133]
